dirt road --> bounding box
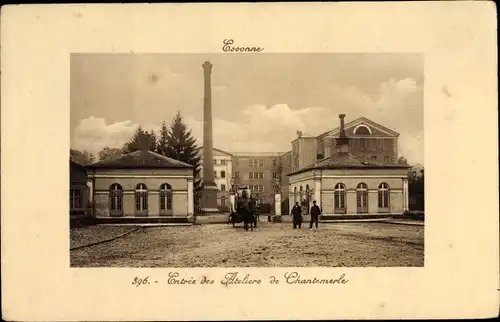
[70,222,424,267]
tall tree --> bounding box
[155,121,169,155]
[98,147,123,162]
[158,112,202,190]
[148,130,158,151]
[122,126,157,153]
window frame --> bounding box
[70,188,84,210]
[135,183,149,215]
[334,183,347,214]
[160,183,173,215]
[356,182,368,213]
[378,182,390,212]
[109,183,123,216]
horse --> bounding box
[237,197,257,231]
[241,199,254,231]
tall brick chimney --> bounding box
[200,61,219,213]
[336,114,349,153]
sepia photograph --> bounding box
[69,53,425,268]
[2,3,498,320]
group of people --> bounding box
[290,200,322,229]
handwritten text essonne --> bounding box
[222,39,264,53]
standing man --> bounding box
[309,200,321,228]
[291,202,303,229]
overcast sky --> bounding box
[71,53,424,165]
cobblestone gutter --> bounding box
[70,226,142,251]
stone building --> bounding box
[231,152,284,206]
[286,114,410,215]
[70,160,89,219]
[196,147,233,210]
[85,149,194,218]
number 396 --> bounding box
[132,276,150,287]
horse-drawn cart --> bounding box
[229,187,258,231]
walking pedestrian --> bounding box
[309,200,321,228]
[291,202,303,229]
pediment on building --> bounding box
[322,117,399,138]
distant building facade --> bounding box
[86,149,194,218]
[231,152,284,206]
[285,115,410,215]
[196,147,233,210]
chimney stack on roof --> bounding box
[339,114,346,138]
[336,114,349,153]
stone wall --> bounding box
[288,167,408,215]
[89,167,193,217]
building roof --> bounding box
[70,159,87,172]
[317,117,400,138]
[196,147,233,157]
[86,150,193,169]
[230,151,286,157]
[287,151,410,176]
[70,158,84,167]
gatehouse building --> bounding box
[85,148,195,218]
[285,114,410,215]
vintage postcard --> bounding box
[1,2,498,321]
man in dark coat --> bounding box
[309,200,321,228]
[291,202,303,229]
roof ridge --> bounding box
[147,151,193,167]
[87,149,193,169]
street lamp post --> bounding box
[229,177,235,215]
[273,178,282,220]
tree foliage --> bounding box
[98,147,123,162]
[398,156,409,166]
[70,149,95,165]
[122,126,157,153]
[156,111,202,190]
[156,121,169,156]
[408,165,424,210]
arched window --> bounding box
[135,183,148,213]
[160,183,172,214]
[354,124,372,135]
[334,183,346,214]
[293,187,297,204]
[378,182,390,212]
[109,183,123,215]
[299,186,304,204]
[356,183,368,214]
